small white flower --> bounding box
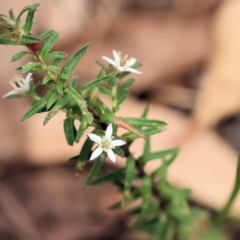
[3,73,33,98]
[102,50,142,74]
[87,123,126,163]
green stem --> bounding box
[216,153,240,224]
[111,85,117,112]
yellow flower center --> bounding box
[101,139,111,149]
[118,51,129,67]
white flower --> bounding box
[87,123,126,163]
[3,73,32,98]
[102,50,142,74]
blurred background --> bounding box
[1,0,240,239]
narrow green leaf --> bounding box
[69,76,78,87]
[91,168,125,185]
[117,89,129,107]
[21,34,40,45]
[43,51,67,62]
[124,117,167,128]
[79,73,115,92]
[118,78,135,92]
[123,155,136,204]
[0,40,23,45]
[56,82,63,94]
[140,176,152,221]
[18,62,41,73]
[95,60,109,73]
[38,30,54,40]
[43,95,69,125]
[76,117,88,142]
[114,146,125,158]
[139,148,179,164]
[60,43,89,77]
[65,85,91,118]
[9,9,15,20]
[64,118,76,146]
[99,86,112,97]
[57,73,68,81]
[52,58,63,67]
[42,76,52,85]
[46,65,59,73]
[23,3,40,34]
[16,4,39,26]
[69,138,94,164]
[47,90,59,110]
[21,98,47,121]
[39,30,59,57]
[11,51,33,62]
[84,157,105,189]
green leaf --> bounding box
[56,81,63,94]
[140,176,152,221]
[217,153,240,224]
[52,58,63,68]
[46,90,59,110]
[64,118,76,146]
[17,62,41,72]
[123,155,135,204]
[16,3,39,26]
[39,30,59,57]
[95,60,109,73]
[9,9,15,20]
[83,157,105,189]
[91,168,125,185]
[139,148,179,164]
[117,89,128,107]
[43,95,69,125]
[0,40,23,45]
[69,138,94,164]
[118,78,135,92]
[21,34,40,44]
[65,85,91,121]
[76,117,88,142]
[124,117,166,128]
[23,3,40,34]
[114,146,125,158]
[11,51,33,62]
[43,51,67,62]
[46,65,59,73]
[38,30,54,40]
[60,43,89,77]
[79,73,115,92]
[69,76,78,87]
[42,76,52,85]
[21,98,48,121]
[99,86,112,97]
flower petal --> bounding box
[107,149,116,163]
[87,133,102,144]
[112,139,126,147]
[112,50,120,67]
[25,73,33,82]
[125,67,142,74]
[102,56,117,67]
[3,90,18,98]
[89,146,103,160]
[105,123,113,139]
[124,58,136,68]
